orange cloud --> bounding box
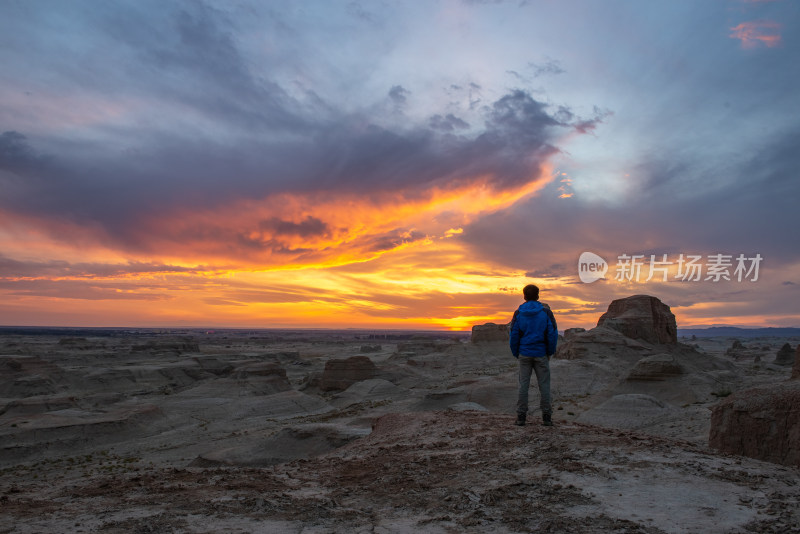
[0,161,562,329]
[113,166,555,269]
[0,159,553,271]
[3,160,797,332]
[556,172,574,199]
[730,20,782,49]
[0,238,537,330]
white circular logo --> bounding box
[578,252,608,283]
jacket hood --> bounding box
[519,300,544,313]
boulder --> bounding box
[470,323,510,343]
[320,356,377,392]
[709,381,800,466]
[774,343,795,366]
[596,295,677,344]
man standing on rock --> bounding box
[510,284,558,427]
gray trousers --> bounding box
[517,356,552,416]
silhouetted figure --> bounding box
[509,284,558,426]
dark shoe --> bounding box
[515,414,526,426]
[542,413,553,426]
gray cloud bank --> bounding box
[0,1,600,259]
[1,0,798,278]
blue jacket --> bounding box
[509,301,558,358]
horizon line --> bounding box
[2,324,799,334]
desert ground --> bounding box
[1,323,798,533]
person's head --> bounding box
[522,284,540,302]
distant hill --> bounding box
[678,326,800,338]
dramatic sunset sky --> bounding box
[1,0,798,330]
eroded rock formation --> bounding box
[775,343,795,366]
[709,381,800,466]
[597,295,677,344]
[626,354,685,381]
[470,323,510,343]
[563,327,586,340]
[320,356,377,392]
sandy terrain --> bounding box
[1,328,798,533]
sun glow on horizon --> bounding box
[0,165,570,330]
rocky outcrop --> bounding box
[1,404,165,463]
[626,354,685,381]
[192,356,234,376]
[470,323,510,343]
[724,339,767,361]
[555,326,650,360]
[554,301,739,409]
[320,356,377,392]
[472,303,556,343]
[563,328,586,340]
[230,362,292,396]
[726,339,745,356]
[597,295,677,344]
[0,356,66,398]
[231,362,287,380]
[709,381,800,466]
[774,343,795,366]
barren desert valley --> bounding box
[1,295,799,533]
